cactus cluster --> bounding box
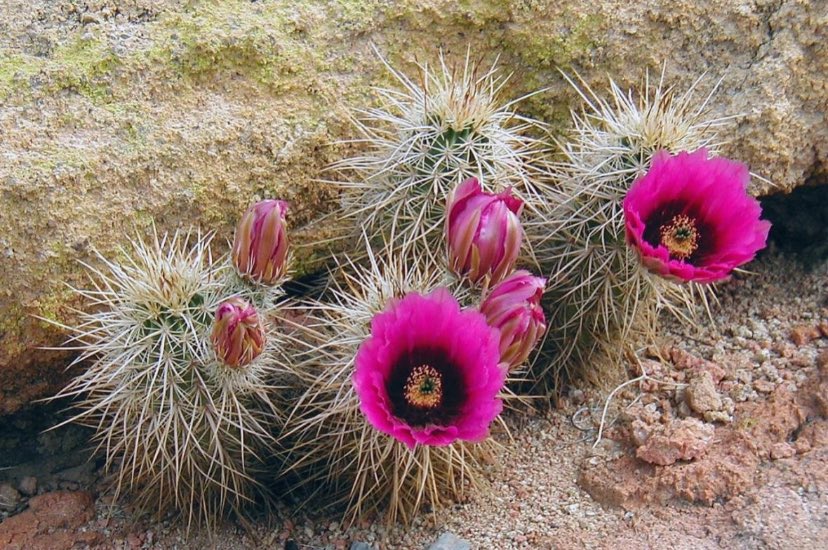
[274,53,552,523]
[49,50,771,531]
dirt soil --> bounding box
[1,247,826,549]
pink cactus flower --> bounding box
[480,270,547,370]
[232,199,289,285]
[353,288,506,449]
[446,177,523,286]
[623,149,771,283]
[210,298,266,368]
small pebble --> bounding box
[769,442,796,460]
[428,532,472,550]
[753,379,775,393]
[80,12,102,24]
[790,324,820,346]
[0,484,21,512]
[18,476,37,496]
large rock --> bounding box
[0,0,825,413]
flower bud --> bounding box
[210,298,266,368]
[479,270,547,370]
[446,177,523,286]
[232,200,289,285]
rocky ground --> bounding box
[1,245,826,549]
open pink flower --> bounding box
[480,270,547,370]
[446,177,523,286]
[353,289,506,449]
[623,149,771,283]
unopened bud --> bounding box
[446,178,523,286]
[480,270,546,370]
[210,298,265,368]
[232,200,289,285]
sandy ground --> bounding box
[1,246,827,549]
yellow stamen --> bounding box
[404,364,443,409]
[659,214,699,260]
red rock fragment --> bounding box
[790,324,821,346]
[669,348,726,383]
[0,491,98,550]
[769,442,796,460]
[794,438,812,454]
[686,372,723,414]
[660,430,760,505]
[636,418,715,466]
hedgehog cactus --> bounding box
[50,229,289,528]
[329,49,545,254]
[528,70,733,392]
[278,242,504,524]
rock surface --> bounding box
[0,490,98,550]
[0,0,826,413]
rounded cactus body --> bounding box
[329,49,545,256]
[278,243,500,524]
[528,71,728,393]
[51,230,288,528]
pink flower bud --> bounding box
[232,200,289,285]
[480,270,547,370]
[446,178,523,286]
[210,298,266,368]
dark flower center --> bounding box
[386,347,466,427]
[642,200,718,265]
[403,364,443,409]
[659,214,699,260]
